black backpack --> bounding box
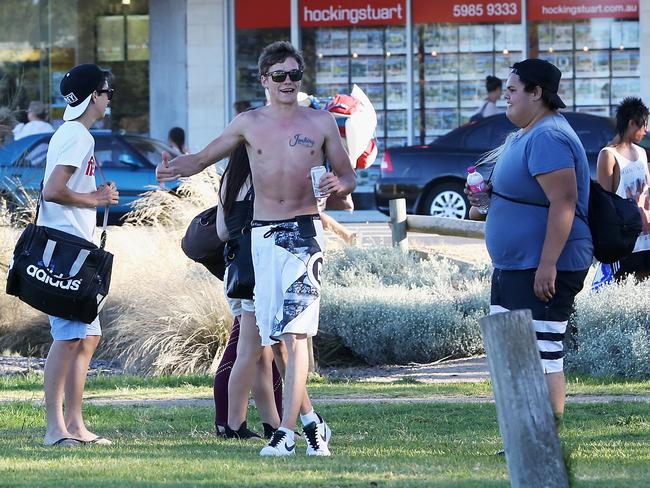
[492,180,642,264]
[587,179,642,264]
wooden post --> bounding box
[479,309,569,488]
[389,198,408,252]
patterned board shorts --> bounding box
[251,215,324,347]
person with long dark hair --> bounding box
[214,144,282,438]
[167,126,189,155]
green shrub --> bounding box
[566,278,650,378]
[320,247,489,365]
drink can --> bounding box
[310,165,327,198]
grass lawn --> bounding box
[1,376,650,487]
[2,373,650,402]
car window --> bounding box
[17,140,50,167]
[95,137,146,169]
[124,136,174,167]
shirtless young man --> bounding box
[156,41,356,456]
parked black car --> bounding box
[375,112,643,219]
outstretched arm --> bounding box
[156,115,248,183]
[319,112,356,197]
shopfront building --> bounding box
[0,0,150,136]
[0,0,644,152]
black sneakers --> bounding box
[224,421,262,440]
[262,422,277,439]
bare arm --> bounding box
[319,112,356,197]
[534,167,578,301]
[156,114,248,182]
[216,175,229,242]
[596,148,619,193]
[42,165,119,207]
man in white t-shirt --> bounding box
[39,63,119,448]
[13,100,54,140]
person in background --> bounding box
[13,100,54,140]
[470,76,503,122]
[482,75,503,118]
[596,97,650,282]
[40,64,119,447]
[167,126,189,155]
[468,59,592,435]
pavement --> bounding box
[325,209,388,223]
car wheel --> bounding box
[423,182,469,219]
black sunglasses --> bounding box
[265,69,303,83]
[97,88,114,101]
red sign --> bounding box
[236,0,290,29]
[413,0,521,23]
[528,0,638,20]
[300,0,406,27]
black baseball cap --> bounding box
[60,64,108,121]
[511,59,566,109]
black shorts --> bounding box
[490,268,588,373]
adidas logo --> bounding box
[26,264,81,291]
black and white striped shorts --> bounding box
[490,268,588,374]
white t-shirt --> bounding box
[604,145,650,253]
[482,100,500,118]
[13,120,54,140]
[37,121,97,242]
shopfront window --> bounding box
[530,17,639,116]
[0,0,149,139]
[299,0,407,155]
[413,0,522,144]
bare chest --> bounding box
[247,119,325,168]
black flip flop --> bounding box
[47,437,83,447]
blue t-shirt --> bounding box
[485,113,593,271]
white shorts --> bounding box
[49,315,101,341]
[251,215,324,347]
[224,266,255,317]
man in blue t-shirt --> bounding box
[467,59,593,430]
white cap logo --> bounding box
[63,92,78,104]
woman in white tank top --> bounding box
[597,97,650,281]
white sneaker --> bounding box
[260,429,296,457]
[303,413,331,456]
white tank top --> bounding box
[604,145,650,253]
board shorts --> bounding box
[489,268,588,374]
[251,214,324,347]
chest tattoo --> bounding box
[289,133,315,148]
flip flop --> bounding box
[46,437,83,447]
[85,436,112,445]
